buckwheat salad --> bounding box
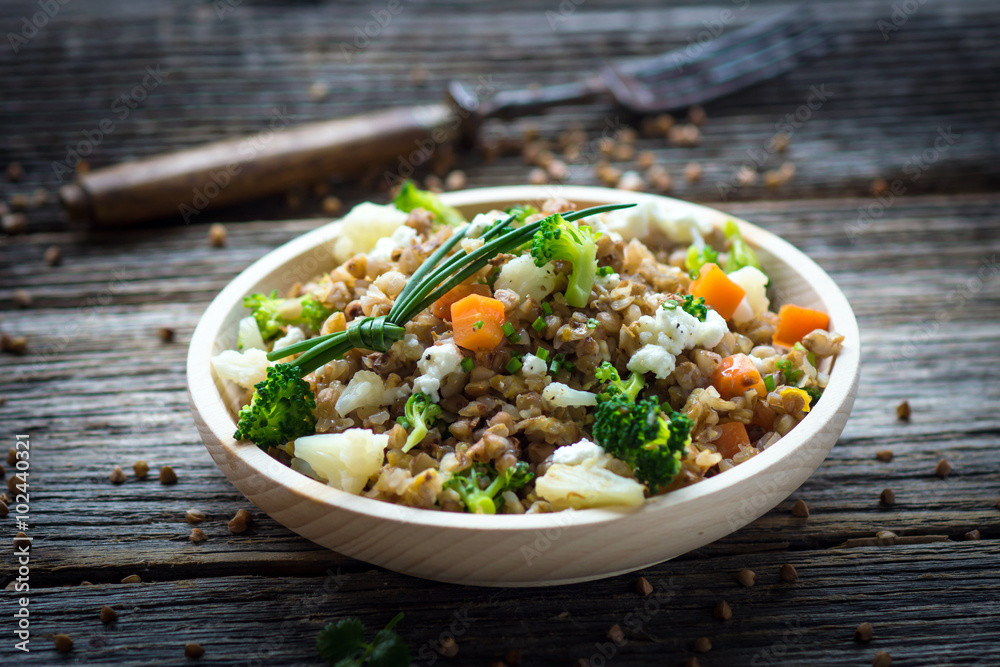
[212,183,843,514]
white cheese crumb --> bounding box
[602,199,714,243]
[627,306,728,379]
[520,353,548,378]
[542,382,598,408]
[495,254,557,304]
[366,224,418,263]
[412,341,463,401]
[551,439,608,467]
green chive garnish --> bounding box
[542,302,553,316]
[505,358,522,374]
[586,318,598,329]
[535,347,549,362]
[532,316,546,332]
[763,375,776,392]
[461,357,474,373]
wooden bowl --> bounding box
[188,185,860,587]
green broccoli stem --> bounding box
[454,467,498,514]
[564,240,597,308]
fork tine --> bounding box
[604,8,829,113]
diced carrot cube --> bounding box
[714,422,750,460]
[451,294,507,352]
[711,353,766,399]
[773,304,830,348]
[432,283,491,321]
[688,263,746,320]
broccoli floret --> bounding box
[444,462,534,514]
[591,395,694,494]
[685,244,719,275]
[393,180,466,227]
[529,214,601,308]
[722,219,762,273]
[594,361,646,402]
[399,392,442,453]
[243,291,333,340]
[233,363,317,449]
[506,204,538,224]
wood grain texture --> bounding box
[1,0,999,662]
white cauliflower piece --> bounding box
[333,202,409,262]
[366,224,418,263]
[627,306,728,379]
[602,199,714,243]
[466,210,507,238]
[292,429,388,495]
[212,348,271,390]
[412,341,463,401]
[335,370,385,416]
[271,326,305,362]
[535,464,645,509]
[542,382,598,408]
[727,266,770,322]
[552,439,609,466]
[495,255,557,303]
[521,353,548,378]
[237,316,265,351]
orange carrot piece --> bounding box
[432,283,491,321]
[451,294,507,352]
[773,304,830,348]
[688,263,746,320]
[714,422,750,460]
[711,353,766,399]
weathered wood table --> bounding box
[2,0,999,664]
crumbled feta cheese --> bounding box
[292,429,388,495]
[237,316,265,351]
[495,254,556,303]
[412,341,463,401]
[521,353,548,378]
[727,266,770,322]
[535,463,645,509]
[551,439,609,466]
[211,348,271,390]
[542,382,598,408]
[366,224,418,263]
[627,307,728,379]
[602,199,714,243]
[335,371,385,416]
[333,202,409,262]
[595,271,620,289]
[383,382,412,405]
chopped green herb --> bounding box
[460,357,475,373]
[486,266,501,289]
[596,265,615,277]
[542,302,553,316]
[472,320,484,331]
[763,375,776,392]
[535,347,550,362]
[532,316,546,332]
[586,318,599,329]
[549,357,561,374]
[804,386,823,405]
[775,359,803,384]
[793,342,807,351]
[722,219,762,273]
[685,244,719,275]
[505,358,522,374]
[807,351,816,367]
[501,321,520,343]
[662,300,677,310]
[680,294,708,321]
[316,612,409,667]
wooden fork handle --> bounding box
[59,103,464,227]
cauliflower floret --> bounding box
[627,307,728,379]
[366,225,418,263]
[412,341,463,401]
[535,463,645,509]
[237,316,265,351]
[521,353,548,378]
[728,266,770,323]
[333,202,409,262]
[542,382,597,408]
[551,438,609,466]
[212,348,271,389]
[292,429,388,495]
[335,370,385,416]
[495,255,557,303]
[466,210,507,238]
[270,326,305,362]
[595,271,620,289]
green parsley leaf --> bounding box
[680,294,708,322]
[460,357,475,373]
[317,618,367,666]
